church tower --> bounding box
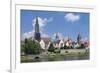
[55,33,59,41]
[34,17,41,42]
[77,33,81,44]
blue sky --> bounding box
[21,9,89,41]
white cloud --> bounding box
[32,17,53,28]
[58,32,64,39]
[53,32,64,40]
[65,13,80,22]
[21,17,53,40]
[40,31,50,38]
[41,33,49,38]
[22,30,50,40]
[22,30,34,40]
[81,37,89,42]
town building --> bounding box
[40,38,51,50]
[33,17,89,50]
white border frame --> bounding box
[11,3,96,73]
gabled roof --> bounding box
[41,38,51,44]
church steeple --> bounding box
[35,17,40,33]
[34,17,41,42]
[77,33,81,44]
[55,33,59,41]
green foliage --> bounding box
[60,47,64,49]
[64,45,70,49]
[69,46,73,49]
[54,49,61,53]
[21,38,42,55]
[65,51,68,53]
[31,40,42,54]
[80,44,85,48]
[63,45,67,49]
[63,45,73,49]
[48,43,55,53]
[76,44,85,49]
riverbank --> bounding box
[21,49,89,63]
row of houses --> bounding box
[25,17,89,50]
[39,37,89,50]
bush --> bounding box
[76,44,85,49]
[65,51,68,53]
[54,49,61,53]
[48,43,55,53]
[60,47,64,49]
[63,45,67,49]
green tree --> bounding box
[24,38,29,54]
[63,45,67,49]
[77,44,85,49]
[80,44,85,49]
[63,45,71,49]
[22,38,42,55]
[60,47,64,49]
[48,43,55,53]
[31,40,42,54]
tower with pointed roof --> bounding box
[77,33,81,44]
[34,17,41,41]
[55,33,59,41]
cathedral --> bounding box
[34,17,41,42]
[34,17,51,50]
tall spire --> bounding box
[34,17,41,42]
[77,33,81,44]
[35,17,40,33]
[55,33,59,40]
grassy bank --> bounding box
[21,51,89,63]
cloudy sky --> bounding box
[21,10,89,41]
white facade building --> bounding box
[40,38,51,50]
